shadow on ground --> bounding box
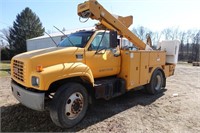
[1,89,166,132]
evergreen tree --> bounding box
[9,7,44,55]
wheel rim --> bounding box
[154,75,162,91]
[65,92,84,120]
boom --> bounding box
[77,0,151,50]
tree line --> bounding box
[133,26,200,62]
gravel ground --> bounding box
[1,63,200,132]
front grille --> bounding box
[13,60,24,82]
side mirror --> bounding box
[110,31,118,48]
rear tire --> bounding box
[49,83,88,128]
[145,70,164,94]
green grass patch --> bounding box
[0,61,11,77]
[0,71,10,77]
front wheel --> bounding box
[49,83,88,128]
[145,70,164,94]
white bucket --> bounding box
[159,40,180,64]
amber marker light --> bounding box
[36,65,43,72]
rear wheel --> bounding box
[145,70,164,94]
[49,83,88,128]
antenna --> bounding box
[53,26,66,36]
[44,31,58,47]
[53,26,74,46]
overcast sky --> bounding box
[0,0,200,32]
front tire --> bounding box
[49,83,88,128]
[145,70,164,94]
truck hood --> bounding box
[14,47,70,58]
[13,47,85,69]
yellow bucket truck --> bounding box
[11,0,179,128]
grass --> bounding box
[0,61,11,77]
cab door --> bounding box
[85,32,121,78]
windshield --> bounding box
[58,31,94,48]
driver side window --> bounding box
[89,32,110,50]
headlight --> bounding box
[32,76,40,87]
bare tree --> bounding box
[171,28,179,40]
[161,27,179,40]
[178,31,186,60]
[0,28,10,46]
[162,28,171,40]
[151,31,162,47]
[186,30,192,60]
[62,27,66,32]
[133,26,150,41]
[193,31,200,61]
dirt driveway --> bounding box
[1,63,200,132]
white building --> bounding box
[26,27,95,51]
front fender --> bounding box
[37,62,94,90]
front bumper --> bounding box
[11,81,45,111]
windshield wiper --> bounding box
[53,26,75,46]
